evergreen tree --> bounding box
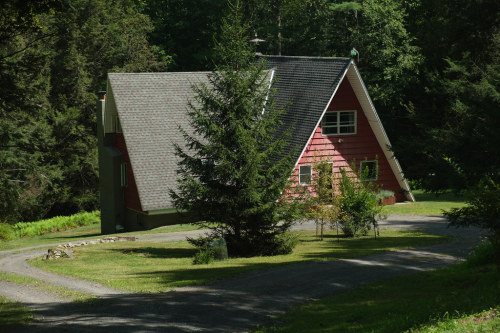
[170,1,297,257]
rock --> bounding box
[62,249,73,258]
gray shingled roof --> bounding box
[262,56,351,162]
[108,56,351,212]
[108,72,210,212]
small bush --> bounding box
[444,177,500,266]
[0,223,15,241]
[376,190,395,200]
[337,168,384,238]
[466,241,495,267]
[12,211,100,238]
[193,249,215,265]
[275,232,299,254]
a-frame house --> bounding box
[97,56,414,233]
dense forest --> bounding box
[1,0,499,223]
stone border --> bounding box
[43,236,136,260]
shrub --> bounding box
[337,168,384,238]
[444,177,500,266]
[0,223,15,241]
[12,211,100,238]
[376,190,395,200]
[193,249,215,265]
[466,241,495,267]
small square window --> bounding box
[360,161,378,181]
[299,165,312,185]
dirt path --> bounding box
[0,215,484,332]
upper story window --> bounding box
[321,110,356,135]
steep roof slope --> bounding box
[263,56,351,163]
[108,72,210,212]
[107,56,411,212]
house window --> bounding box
[299,165,312,185]
[321,111,356,135]
[360,160,378,181]
[121,162,128,187]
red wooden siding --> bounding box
[292,78,405,202]
[114,133,144,212]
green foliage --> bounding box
[171,1,298,257]
[376,190,395,200]
[12,211,100,238]
[337,168,384,237]
[0,295,33,328]
[0,223,15,241]
[257,245,500,333]
[0,0,169,223]
[308,160,340,241]
[466,241,496,268]
[444,177,500,266]
[193,248,215,265]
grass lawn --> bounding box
[383,190,466,215]
[255,251,500,333]
[0,222,205,252]
[30,229,446,293]
[0,295,33,328]
[0,272,94,302]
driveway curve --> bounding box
[0,215,484,332]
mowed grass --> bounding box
[30,229,446,293]
[0,221,205,252]
[0,272,94,302]
[256,258,500,333]
[0,295,33,328]
[383,190,466,215]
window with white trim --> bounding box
[321,111,356,135]
[299,165,312,185]
[360,160,378,181]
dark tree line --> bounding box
[1,0,499,223]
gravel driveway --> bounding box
[0,215,484,332]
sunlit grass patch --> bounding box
[0,272,94,302]
[383,190,466,215]
[30,229,446,293]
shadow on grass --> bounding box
[109,247,197,259]
[44,232,102,240]
[11,248,494,333]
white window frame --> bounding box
[360,160,378,181]
[299,165,312,185]
[321,110,357,136]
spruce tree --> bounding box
[170,1,297,257]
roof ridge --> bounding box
[261,55,352,61]
[108,71,212,75]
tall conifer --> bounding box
[170,1,297,257]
